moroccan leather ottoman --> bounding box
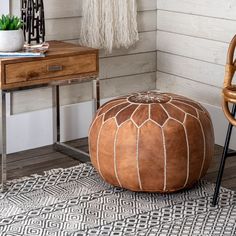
[89,91,214,192]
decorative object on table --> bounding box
[0,15,24,52]
[212,34,236,206]
[0,42,49,58]
[89,91,214,193]
[0,163,235,235]
[21,0,45,44]
[80,0,139,53]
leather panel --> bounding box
[138,121,165,191]
[89,115,104,168]
[174,98,204,111]
[162,103,185,123]
[116,120,140,190]
[104,103,129,121]
[150,104,168,126]
[172,101,198,117]
[97,118,120,186]
[116,104,139,125]
[198,112,214,177]
[164,119,187,190]
[98,99,126,116]
[132,105,149,127]
[184,114,204,185]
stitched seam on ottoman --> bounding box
[170,103,197,120]
[114,128,122,188]
[183,114,190,188]
[136,128,143,190]
[161,129,167,192]
[173,99,201,112]
[148,104,151,119]
[161,104,190,190]
[96,119,106,181]
[197,110,206,180]
[130,104,142,128]
[114,104,133,127]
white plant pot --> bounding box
[0,29,24,52]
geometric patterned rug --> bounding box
[0,163,235,236]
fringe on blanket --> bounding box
[80,0,139,53]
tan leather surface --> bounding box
[97,99,126,116]
[116,104,138,125]
[172,101,198,117]
[89,115,104,170]
[89,92,214,193]
[138,121,165,191]
[184,115,204,185]
[198,111,214,178]
[132,105,149,127]
[104,103,129,121]
[116,120,140,190]
[150,104,168,126]
[164,119,187,191]
[97,118,119,186]
[162,103,185,123]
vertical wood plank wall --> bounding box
[156,0,235,108]
[0,0,9,14]
[10,0,157,114]
[156,0,236,148]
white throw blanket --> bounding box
[80,0,139,53]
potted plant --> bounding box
[0,15,24,52]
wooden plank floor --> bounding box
[1,139,235,191]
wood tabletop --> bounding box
[0,41,98,63]
[0,41,99,90]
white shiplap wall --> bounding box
[5,0,157,153]
[10,0,157,114]
[156,0,236,147]
[5,0,233,151]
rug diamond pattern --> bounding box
[0,163,235,235]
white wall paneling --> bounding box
[157,0,236,21]
[7,0,234,151]
[157,31,228,66]
[11,1,157,114]
[0,0,10,14]
[156,72,221,107]
[157,10,236,43]
[12,72,156,114]
[156,0,236,148]
[157,51,224,88]
[45,10,157,41]
[7,0,157,152]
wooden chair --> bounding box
[212,34,236,206]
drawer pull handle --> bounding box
[47,65,63,72]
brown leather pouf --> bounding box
[89,91,214,192]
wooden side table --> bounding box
[0,41,99,191]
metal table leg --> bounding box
[52,78,100,162]
[1,91,7,192]
[92,77,100,113]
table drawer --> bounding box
[4,54,97,84]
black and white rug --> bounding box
[0,163,235,235]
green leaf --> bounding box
[0,14,23,30]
